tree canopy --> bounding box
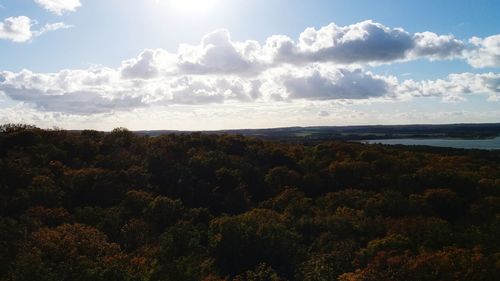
[1,124,499,280]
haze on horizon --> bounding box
[0,0,499,130]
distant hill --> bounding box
[136,123,500,142]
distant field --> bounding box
[293,131,315,137]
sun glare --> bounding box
[167,0,219,14]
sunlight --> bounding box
[167,0,219,15]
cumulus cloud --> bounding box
[114,20,493,79]
[0,68,146,114]
[120,49,177,79]
[466,35,500,68]
[0,68,120,92]
[177,29,263,75]
[119,35,263,79]
[119,29,264,77]
[0,16,71,42]
[293,20,414,64]
[1,20,499,116]
[410,32,466,60]
[398,72,500,102]
[0,68,264,113]
[2,61,498,115]
[268,20,468,65]
[34,0,82,15]
[145,76,261,105]
[282,66,396,100]
[0,16,33,42]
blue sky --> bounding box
[0,0,499,130]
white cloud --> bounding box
[0,67,264,113]
[0,16,32,42]
[177,29,263,75]
[267,21,467,65]
[34,0,82,15]
[116,20,495,79]
[1,61,498,115]
[0,68,146,114]
[33,22,73,37]
[293,20,415,64]
[410,32,465,60]
[398,72,500,102]
[0,16,72,42]
[0,20,499,119]
[169,76,261,104]
[466,35,500,68]
[1,87,144,114]
[282,66,396,100]
[120,49,177,79]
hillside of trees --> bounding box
[138,123,500,141]
[1,124,500,281]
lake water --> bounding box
[363,136,500,150]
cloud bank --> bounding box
[118,20,496,79]
[1,63,499,114]
[0,20,499,116]
[274,21,465,64]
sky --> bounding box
[0,0,499,130]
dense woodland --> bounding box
[1,124,500,281]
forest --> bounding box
[1,124,500,281]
